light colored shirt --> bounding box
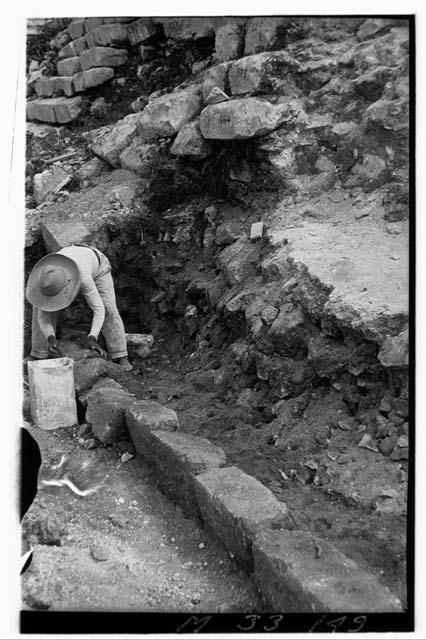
[37,246,105,340]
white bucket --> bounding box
[28,357,77,430]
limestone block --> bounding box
[136,85,202,140]
[90,113,139,167]
[57,56,81,76]
[34,76,74,98]
[202,63,230,101]
[253,529,402,612]
[86,387,136,444]
[80,46,128,70]
[170,121,212,159]
[118,137,159,176]
[85,23,128,48]
[126,17,157,45]
[41,220,92,252]
[33,167,72,205]
[194,466,288,569]
[27,96,83,124]
[215,21,245,61]
[200,98,287,140]
[73,67,114,92]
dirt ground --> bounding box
[21,424,262,612]
[122,340,407,607]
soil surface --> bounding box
[21,424,262,612]
[122,341,407,607]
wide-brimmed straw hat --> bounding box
[26,253,81,312]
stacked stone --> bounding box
[27,17,139,124]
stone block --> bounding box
[253,529,402,612]
[34,76,74,98]
[126,401,179,452]
[67,19,85,40]
[90,113,139,167]
[244,17,287,55]
[200,98,286,140]
[202,63,230,101]
[58,41,77,60]
[41,220,92,252]
[194,466,288,569]
[119,137,159,176]
[73,67,114,92]
[217,236,260,286]
[80,46,128,70]
[26,96,83,124]
[78,377,124,407]
[73,357,116,394]
[85,23,128,48]
[269,304,309,357]
[73,35,89,55]
[378,329,409,367]
[84,17,105,33]
[159,17,216,41]
[228,51,293,96]
[136,85,202,140]
[33,167,72,205]
[86,387,136,444]
[126,17,157,45]
[215,21,245,61]
[135,430,226,515]
[170,121,212,159]
[57,56,81,76]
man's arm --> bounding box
[80,277,105,339]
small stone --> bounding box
[84,438,97,450]
[338,420,352,431]
[78,437,85,446]
[91,545,109,561]
[120,452,135,463]
[386,222,403,235]
[250,221,264,241]
[108,513,128,528]
[358,433,379,452]
[118,497,125,504]
[397,434,408,448]
[77,423,91,437]
[191,594,201,605]
[198,542,205,549]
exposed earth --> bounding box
[22,423,261,612]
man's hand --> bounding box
[47,335,64,358]
[86,335,109,359]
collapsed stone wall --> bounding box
[25,16,410,502]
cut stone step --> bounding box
[80,46,128,71]
[130,429,226,515]
[193,466,288,570]
[126,400,179,450]
[85,23,128,48]
[57,56,81,76]
[253,528,403,612]
[34,76,74,98]
[26,96,83,124]
[73,67,114,92]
